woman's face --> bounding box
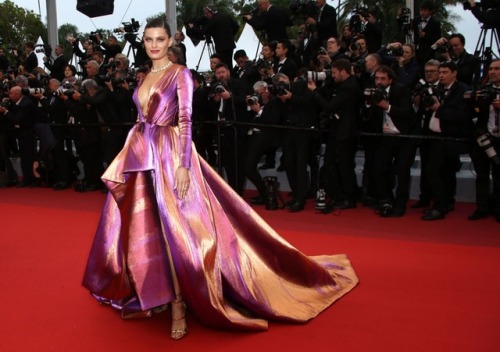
[64,66,73,77]
[143,27,173,61]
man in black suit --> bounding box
[308,58,361,210]
[14,41,39,73]
[0,48,9,72]
[368,66,418,216]
[210,63,251,195]
[243,0,293,43]
[412,1,441,67]
[0,86,38,187]
[422,61,473,220]
[95,34,122,63]
[189,5,239,68]
[244,80,283,204]
[432,33,480,86]
[279,73,318,212]
[43,45,68,81]
[468,59,500,222]
[273,40,298,80]
[305,0,337,47]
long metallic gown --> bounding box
[82,65,359,331]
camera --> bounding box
[206,80,226,95]
[269,82,290,96]
[254,58,272,71]
[306,70,331,82]
[476,130,500,165]
[89,31,102,43]
[364,87,388,105]
[316,47,328,56]
[464,85,500,104]
[348,4,369,35]
[53,87,75,97]
[0,100,9,108]
[390,47,404,56]
[114,18,140,33]
[21,87,45,95]
[315,188,326,210]
[263,176,284,210]
[246,94,260,106]
[413,80,439,108]
[354,58,366,75]
[241,7,260,22]
[35,44,44,54]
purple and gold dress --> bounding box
[82,65,358,331]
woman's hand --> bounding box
[175,166,190,199]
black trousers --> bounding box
[244,131,276,196]
[322,134,358,202]
[416,140,432,203]
[283,129,315,201]
[15,128,35,184]
[374,137,418,206]
[471,138,500,210]
[426,140,463,211]
[219,127,247,195]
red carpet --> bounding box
[1,188,499,352]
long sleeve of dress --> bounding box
[176,67,193,169]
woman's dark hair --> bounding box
[144,16,172,37]
[64,64,77,76]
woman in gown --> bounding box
[82,17,359,340]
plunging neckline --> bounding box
[138,66,173,117]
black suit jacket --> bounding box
[248,5,292,42]
[44,55,68,81]
[313,75,361,141]
[413,16,441,64]
[5,95,38,129]
[80,88,120,124]
[435,81,473,138]
[366,82,417,135]
[315,4,337,46]
[274,58,297,81]
[285,79,317,128]
[454,51,481,86]
[203,13,239,52]
[23,51,39,72]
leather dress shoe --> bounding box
[392,206,406,217]
[74,182,99,192]
[250,195,266,205]
[332,200,356,210]
[421,209,445,221]
[16,181,32,188]
[467,208,489,221]
[286,200,305,212]
[411,199,430,209]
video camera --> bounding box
[186,16,210,44]
[241,7,260,22]
[463,0,500,10]
[113,18,140,34]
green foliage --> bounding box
[0,0,47,50]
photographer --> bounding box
[315,37,348,69]
[94,34,122,63]
[279,72,317,212]
[273,40,298,81]
[466,0,500,30]
[232,50,260,91]
[0,86,38,187]
[120,30,148,68]
[377,42,420,88]
[366,66,418,217]
[243,0,293,42]
[469,59,500,221]
[12,41,38,73]
[64,80,104,192]
[72,78,121,169]
[304,0,337,47]
[412,1,442,66]
[308,58,361,211]
[411,59,441,209]
[66,35,94,75]
[209,63,250,195]
[422,61,473,220]
[244,80,283,205]
[432,33,481,86]
[188,5,239,67]
[43,44,68,82]
[348,35,369,63]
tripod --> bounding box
[195,38,215,72]
[473,26,500,80]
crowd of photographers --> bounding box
[1,0,499,223]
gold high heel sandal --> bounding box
[171,299,187,340]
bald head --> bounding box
[9,86,23,102]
